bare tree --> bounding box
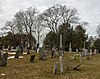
[15,7,37,48]
[1,20,16,34]
[34,15,44,45]
[41,4,63,33]
[96,24,100,38]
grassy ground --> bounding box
[0,51,100,79]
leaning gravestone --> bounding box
[30,55,35,62]
[39,46,46,60]
[53,62,58,74]
[0,52,8,67]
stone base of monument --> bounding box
[30,55,35,62]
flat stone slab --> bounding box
[8,52,27,55]
[7,56,23,59]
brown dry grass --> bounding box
[0,51,100,79]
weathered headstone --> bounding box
[36,43,39,53]
[59,56,63,73]
[93,49,97,55]
[30,55,35,62]
[39,46,45,60]
[90,49,92,58]
[19,39,24,54]
[53,62,58,74]
[69,42,72,53]
[8,45,11,50]
[0,52,8,67]
[76,49,78,53]
[51,47,56,57]
[15,46,20,58]
[27,39,30,54]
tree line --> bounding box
[0,4,99,51]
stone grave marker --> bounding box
[76,49,78,53]
[90,49,92,58]
[51,46,56,57]
[53,62,58,74]
[27,39,30,54]
[36,43,39,53]
[59,55,63,73]
[15,46,20,58]
[93,49,97,55]
[30,55,35,62]
[39,46,46,60]
[0,52,8,67]
[19,39,24,54]
[69,42,72,53]
[8,45,11,50]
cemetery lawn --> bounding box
[0,52,100,79]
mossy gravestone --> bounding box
[0,52,8,67]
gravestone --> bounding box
[69,42,72,53]
[27,39,30,54]
[36,43,39,53]
[76,49,78,53]
[30,55,35,62]
[59,56,63,73]
[93,49,97,55]
[90,49,92,58]
[15,46,20,58]
[8,45,11,50]
[53,62,58,74]
[39,46,45,60]
[51,47,56,57]
[0,52,8,67]
[19,39,24,54]
[81,48,85,57]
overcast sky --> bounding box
[0,0,100,36]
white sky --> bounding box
[0,0,100,36]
